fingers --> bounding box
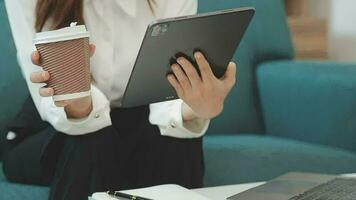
[176,57,201,88]
[31,51,41,66]
[171,63,191,91]
[194,52,214,81]
[39,87,54,97]
[221,62,237,89]
[30,71,50,83]
[167,75,184,98]
[89,44,96,57]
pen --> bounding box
[107,191,154,200]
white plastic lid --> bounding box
[33,22,90,45]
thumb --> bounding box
[221,62,237,89]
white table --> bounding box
[193,173,356,200]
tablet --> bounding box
[122,7,255,108]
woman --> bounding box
[3,0,236,199]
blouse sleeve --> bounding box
[5,0,112,135]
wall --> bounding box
[309,0,356,62]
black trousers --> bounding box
[1,97,204,200]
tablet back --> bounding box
[122,8,255,108]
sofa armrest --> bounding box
[257,60,356,153]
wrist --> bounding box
[182,102,198,122]
[64,97,93,119]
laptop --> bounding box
[228,172,356,200]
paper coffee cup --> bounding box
[33,22,91,101]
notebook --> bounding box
[90,184,210,200]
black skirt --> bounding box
[1,97,204,200]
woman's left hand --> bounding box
[167,51,237,121]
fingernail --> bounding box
[42,72,47,78]
[177,58,185,64]
[195,52,202,59]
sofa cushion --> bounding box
[257,61,356,153]
[0,163,48,200]
[0,181,49,200]
[203,135,356,186]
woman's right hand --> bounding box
[30,44,96,119]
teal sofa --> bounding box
[2,0,356,199]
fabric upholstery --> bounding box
[204,135,356,186]
[0,164,49,200]
[0,183,48,200]
[0,174,49,200]
[258,61,356,153]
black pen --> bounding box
[107,191,154,200]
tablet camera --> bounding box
[151,24,169,37]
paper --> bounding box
[91,184,210,200]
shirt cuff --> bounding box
[150,99,210,139]
[39,85,112,135]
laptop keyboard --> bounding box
[289,178,356,200]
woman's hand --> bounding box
[30,44,96,119]
[167,52,236,121]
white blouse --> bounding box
[5,0,210,138]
